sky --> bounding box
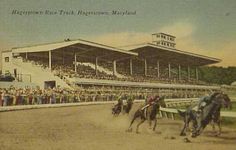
[0,0,236,67]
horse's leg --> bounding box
[153,118,157,131]
[127,111,140,131]
[215,113,221,136]
[136,119,145,133]
[180,123,188,136]
[216,119,221,136]
[211,120,216,133]
[148,116,152,129]
[192,125,204,138]
[180,117,189,136]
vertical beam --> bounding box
[129,59,133,75]
[159,111,163,118]
[195,67,199,81]
[25,52,28,60]
[187,66,190,81]
[49,50,52,71]
[171,113,175,120]
[62,49,65,65]
[178,64,181,80]
[168,63,171,78]
[74,53,77,73]
[113,60,116,76]
[157,60,160,78]
[95,57,98,75]
[144,58,147,76]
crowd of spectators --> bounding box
[0,84,210,107]
[0,86,135,107]
[24,58,209,86]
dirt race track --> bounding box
[0,104,236,150]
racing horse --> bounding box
[190,92,232,137]
[178,92,232,137]
[112,103,122,116]
[112,99,133,116]
[123,99,133,114]
[177,92,221,136]
[178,106,198,136]
[127,96,165,133]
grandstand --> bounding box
[1,34,221,99]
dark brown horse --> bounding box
[123,100,133,114]
[178,93,232,137]
[112,99,133,116]
[127,97,165,133]
[191,93,232,137]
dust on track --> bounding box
[0,104,235,150]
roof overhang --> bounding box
[11,39,137,58]
[129,43,220,66]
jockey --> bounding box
[127,95,134,104]
[197,92,219,112]
[122,99,128,106]
[141,95,159,111]
[139,95,159,119]
[117,95,123,106]
[198,95,210,111]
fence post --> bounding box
[171,113,175,120]
[164,112,168,118]
[159,111,163,118]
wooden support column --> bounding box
[74,53,77,73]
[95,57,98,75]
[62,49,65,65]
[144,58,147,76]
[49,50,52,71]
[168,63,171,78]
[195,67,199,81]
[157,60,160,78]
[130,59,133,75]
[178,64,181,80]
[113,60,116,76]
[187,66,190,81]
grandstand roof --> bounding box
[11,39,138,61]
[129,43,220,66]
[9,39,220,65]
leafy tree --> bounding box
[199,66,236,85]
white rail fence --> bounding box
[159,98,236,119]
[159,107,236,119]
[0,98,236,119]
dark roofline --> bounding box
[12,38,133,53]
[77,39,136,54]
[148,43,221,62]
[12,40,70,49]
[11,38,138,56]
[129,43,221,63]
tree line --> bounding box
[199,66,236,85]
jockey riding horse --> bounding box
[178,92,232,137]
[127,95,165,133]
[112,95,133,116]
